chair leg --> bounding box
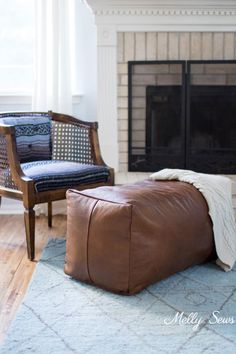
[48,201,52,227]
[24,208,35,261]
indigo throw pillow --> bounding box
[0,114,52,163]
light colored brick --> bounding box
[132,141,145,148]
[168,32,179,60]
[118,119,128,131]
[191,64,204,74]
[117,63,128,74]
[132,74,156,85]
[226,63,236,73]
[132,148,146,156]
[117,33,124,63]
[117,75,121,86]
[118,85,128,97]
[134,64,169,74]
[206,63,236,75]
[119,142,128,153]
[179,33,190,60]
[124,32,135,62]
[146,33,157,60]
[118,130,128,142]
[227,75,236,85]
[190,32,202,60]
[157,33,168,60]
[132,86,146,97]
[157,74,182,85]
[132,131,145,142]
[120,75,128,85]
[202,33,213,59]
[169,64,182,74]
[204,64,222,74]
[132,108,145,120]
[118,97,128,108]
[133,120,145,130]
[118,109,128,120]
[132,97,146,108]
[192,74,226,85]
[119,152,128,163]
[235,33,236,58]
[224,33,235,59]
[213,33,224,59]
[135,33,146,60]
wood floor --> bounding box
[0,214,66,343]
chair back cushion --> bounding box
[0,114,52,163]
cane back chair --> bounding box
[0,111,114,260]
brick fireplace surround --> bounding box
[85,0,236,173]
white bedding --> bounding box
[150,169,236,271]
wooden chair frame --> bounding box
[0,111,114,260]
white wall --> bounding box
[74,0,97,121]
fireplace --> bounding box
[84,1,236,172]
[128,60,236,173]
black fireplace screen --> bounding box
[128,60,236,173]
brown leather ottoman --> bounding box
[64,180,215,295]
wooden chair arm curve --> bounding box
[0,123,15,135]
[50,112,98,129]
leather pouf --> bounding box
[64,180,215,295]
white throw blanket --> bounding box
[150,169,236,271]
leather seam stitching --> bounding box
[86,199,99,283]
[127,204,133,294]
[68,189,129,205]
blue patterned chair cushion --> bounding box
[0,114,52,163]
[20,160,110,192]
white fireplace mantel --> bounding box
[86,0,236,29]
[84,0,236,171]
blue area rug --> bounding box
[1,238,236,354]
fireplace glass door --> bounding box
[186,61,236,173]
[128,60,236,173]
[128,61,186,171]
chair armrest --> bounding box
[90,124,115,185]
[51,112,112,168]
[0,123,15,135]
[0,123,33,190]
[89,125,107,166]
[50,111,98,129]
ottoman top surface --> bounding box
[69,179,205,209]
